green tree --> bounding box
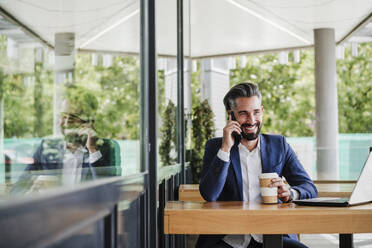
[159,101,177,165]
[0,35,54,139]
[337,43,372,133]
[33,50,44,137]
[3,34,372,141]
[0,68,5,105]
[75,54,141,139]
[191,99,215,183]
[230,51,315,137]
[4,74,34,137]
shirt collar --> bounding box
[64,143,87,155]
[238,136,260,153]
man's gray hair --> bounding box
[223,82,261,111]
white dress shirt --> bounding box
[217,139,299,248]
[62,144,102,185]
[220,140,263,247]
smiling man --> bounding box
[196,83,317,248]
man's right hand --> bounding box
[221,112,241,153]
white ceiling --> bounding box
[0,0,371,58]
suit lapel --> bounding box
[260,134,271,173]
[81,153,90,180]
[230,144,243,200]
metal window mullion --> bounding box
[104,205,118,248]
[158,180,166,248]
[140,0,158,247]
[177,0,185,184]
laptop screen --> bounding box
[349,152,372,205]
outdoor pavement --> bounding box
[301,234,372,248]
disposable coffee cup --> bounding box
[259,172,278,204]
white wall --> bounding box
[201,58,230,137]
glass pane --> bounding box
[184,0,192,165]
[0,1,141,198]
[221,42,372,181]
[157,0,178,167]
[336,43,372,180]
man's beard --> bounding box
[241,122,261,141]
[62,128,87,148]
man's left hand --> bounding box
[269,177,291,203]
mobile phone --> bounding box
[230,112,241,143]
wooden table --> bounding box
[164,201,372,247]
[178,184,203,201]
[178,182,355,201]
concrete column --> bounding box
[184,59,192,149]
[163,58,193,151]
[164,58,191,111]
[314,28,339,180]
[184,59,192,115]
[201,58,230,137]
[164,58,192,146]
[165,58,177,105]
[53,33,75,135]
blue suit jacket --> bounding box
[26,138,97,179]
[196,134,318,248]
[11,138,121,195]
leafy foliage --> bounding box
[75,54,141,139]
[4,73,34,137]
[230,51,315,137]
[191,99,215,183]
[159,101,177,165]
[2,31,372,145]
[337,43,372,133]
[33,59,44,137]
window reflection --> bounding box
[1,36,141,197]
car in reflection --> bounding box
[3,138,41,169]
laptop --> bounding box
[293,151,372,207]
